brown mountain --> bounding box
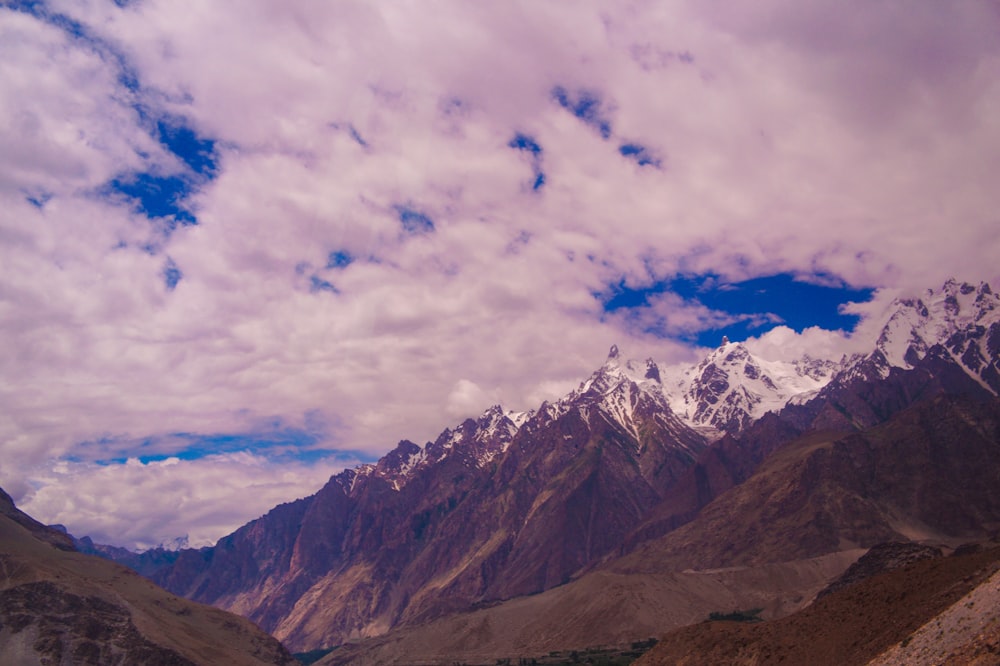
[102,289,999,660]
[635,544,1000,666]
[0,487,296,666]
[622,342,995,555]
[310,392,1000,664]
[613,392,1000,574]
[133,334,999,659]
[149,354,707,651]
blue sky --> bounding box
[2,0,998,548]
[602,273,875,347]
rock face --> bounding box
[0,488,297,666]
[615,393,1000,573]
[150,349,707,651]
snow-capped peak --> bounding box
[843,280,999,391]
[660,341,839,436]
[536,346,688,442]
[369,404,529,491]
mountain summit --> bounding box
[661,340,839,436]
[656,279,999,438]
[841,280,999,391]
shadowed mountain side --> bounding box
[314,392,1000,664]
[635,546,1000,666]
[621,351,995,554]
[0,489,296,666]
[150,376,706,651]
[316,551,861,666]
[613,394,1000,574]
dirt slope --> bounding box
[0,488,296,665]
[635,546,1000,666]
[317,551,859,665]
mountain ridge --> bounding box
[78,278,1000,658]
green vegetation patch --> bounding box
[707,608,764,623]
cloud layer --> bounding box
[2,0,998,548]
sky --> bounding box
[1,0,998,550]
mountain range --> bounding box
[7,278,1000,664]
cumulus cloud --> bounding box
[743,325,859,364]
[2,0,998,546]
[19,452,354,550]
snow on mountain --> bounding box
[547,344,698,448]
[362,279,998,489]
[659,339,841,437]
[368,404,526,490]
[653,279,999,437]
[838,280,999,392]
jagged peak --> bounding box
[644,358,662,383]
[696,339,751,369]
[575,346,666,398]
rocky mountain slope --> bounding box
[0,487,296,666]
[314,391,1000,664]
[614,392,1000,573]
[95,279,999,660]
[148,348,706,651]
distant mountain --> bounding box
[73,535,184,578]
[148,348,706,651]
[0,487,296,665]
[835,279,999,393]
[661,339,840,435]
[120,278,999,659]
[661,279,999,438]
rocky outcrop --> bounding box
[816,541,943,598]
[0,581,196,666]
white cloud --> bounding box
[19,452,353,550]
[2,0,998,546]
